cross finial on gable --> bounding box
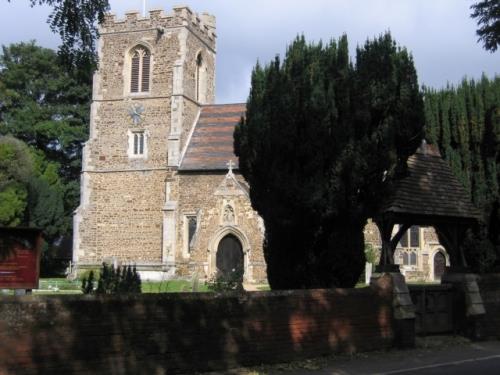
[142,0,147,17]
[226,160,234,175]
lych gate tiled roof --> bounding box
[179,103,245,171]
[382,143,481,221]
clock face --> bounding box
[128,103,144,125]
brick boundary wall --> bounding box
[478,274,500,339]
[0,276,394,374]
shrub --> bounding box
[81,263,141,294]
[206,269,244,292]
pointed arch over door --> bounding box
[208,226,252,282]
[434,251,446,280]
[216,234,244,281]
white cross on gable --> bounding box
[142,0,147,17]
[226,160,235,175]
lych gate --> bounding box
[374,142,480,272]
[372,141,483,342]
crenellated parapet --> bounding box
[100,6,216,49]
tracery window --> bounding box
[398,225,420,267]
[399,225,420,248]
[401,250,417,266]
[130,46,151,93]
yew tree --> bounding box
[424,76,500,272]
[235,33,424,289]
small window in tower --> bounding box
[196,53,203,102]
[129,131,146,158]
[133,132,144,155]
[130,46,151,93]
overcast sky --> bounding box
[0,1,498,103]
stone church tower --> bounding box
[73,6,267,282]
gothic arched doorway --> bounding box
[434,251,446,280]
[216,234,244,281]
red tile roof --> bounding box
[179,103,245,171]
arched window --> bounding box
[410,251,417,266]
[399,225,420,248]
[130,46,151,93]
[402,252,409,265]
[410,226,420,247]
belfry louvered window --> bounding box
[130,47,151,93]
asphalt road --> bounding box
[268,338,500,375]
[379,355,500,375]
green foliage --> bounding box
[424,76,500,272]
[364,243,379,265]
[0,136,32,226]
[206,269,244,292]
[141,280,210,293]
[81,263,142,295]
[0,185,27,226]
[0,42,91,274]
[463,230,497,273]
[7,0,110,70]
[470,0,500,52]
[235,33,423,289]
[81,270,95,294]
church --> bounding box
[73,5,448,284]
[72,6,267,283]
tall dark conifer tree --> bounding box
[424,76,500,272]
[235,33,424,289]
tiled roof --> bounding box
[179,103,245,171]
[382,143,481,220]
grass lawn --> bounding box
[141,280,209,293]
[38,278,82,291]
[30,277,211,294]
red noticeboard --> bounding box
[0,228,42,290]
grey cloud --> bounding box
[1,0,497,104]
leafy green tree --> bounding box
[471,0,500,52]
[0,136,33,226]
[0,43,91,274]
[6,0,110,69]
[424,76,500,272]
[0,42,91,237]
[235,33,423,289]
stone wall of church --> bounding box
[85,99,172,171]
[74,6,218,274]
[75,170,173,265]
[363,222,448,282]
[175,173,267,283]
